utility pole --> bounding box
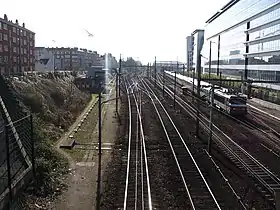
[96,82,102,210]
[208,84,214,154]
[219,72,222,87]
[173,67,177,109]
[147,63,149,78]
[217,35,221,76]
[148,63,150,78]
[118,55,121,98]
[163,69,165,96]
[209,41,212,79]
[115,69,118,114]
[154,57,157,87]
[196,54,202,138]
[192,68,195,102]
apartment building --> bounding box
[35,47,107,71]
[0,14,35,76]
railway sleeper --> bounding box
[216,143,278,204]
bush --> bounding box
[11,76,91,207]
[22,93,43,114]
[30,116,69,197]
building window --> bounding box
[3,34,8,41]
[12,27,16,33]
[30,49,33,55]
[23,40,26,45]
[30,42,33,46]
[23,31,26,36]
[24,48,27,54]
[13,57,17,62]
[0,33,2,41]
[13,47,17,53]
[0,44,2,52]
[13,37,16,43]
[17,29,20,35]
[4,56,8,63]
[4,45,8,52]
[24,57,27,62]
[3,23,7,30]
[0,56,3,63]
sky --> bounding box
[1,0,228,63]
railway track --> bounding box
[150,75,280,206]
[140,78,221,209]
[160,72,280,159]
[123,77,152,210]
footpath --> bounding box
[55,88,120,210]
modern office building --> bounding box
[0,14,35,76]
[186,36,193,71]
[192,29,204,73]
[201,0,280,88]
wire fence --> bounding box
[0,115,34,210]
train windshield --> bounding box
[229,97,246,105]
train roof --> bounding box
[166,71,247,99]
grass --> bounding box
[64,94,109,162]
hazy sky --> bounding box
[1,0,228,63]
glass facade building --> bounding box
[192,29,204,73]
[201,0,280,88]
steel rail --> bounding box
[151,77,280,200]
[131,79,153,210]
[140,78,221,209]
[123,79,133,210]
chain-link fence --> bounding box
[0,115,35,210]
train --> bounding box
[165,71,248,115]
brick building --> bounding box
[0,14,35,76]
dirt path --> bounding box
[55,89,120,210]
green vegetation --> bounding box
[11,74,91,207]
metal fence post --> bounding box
[5,125,12,204]
[30,115,36,178]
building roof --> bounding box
[0,17,35,34]
[205,0,240,24]
[191,29,204,36]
